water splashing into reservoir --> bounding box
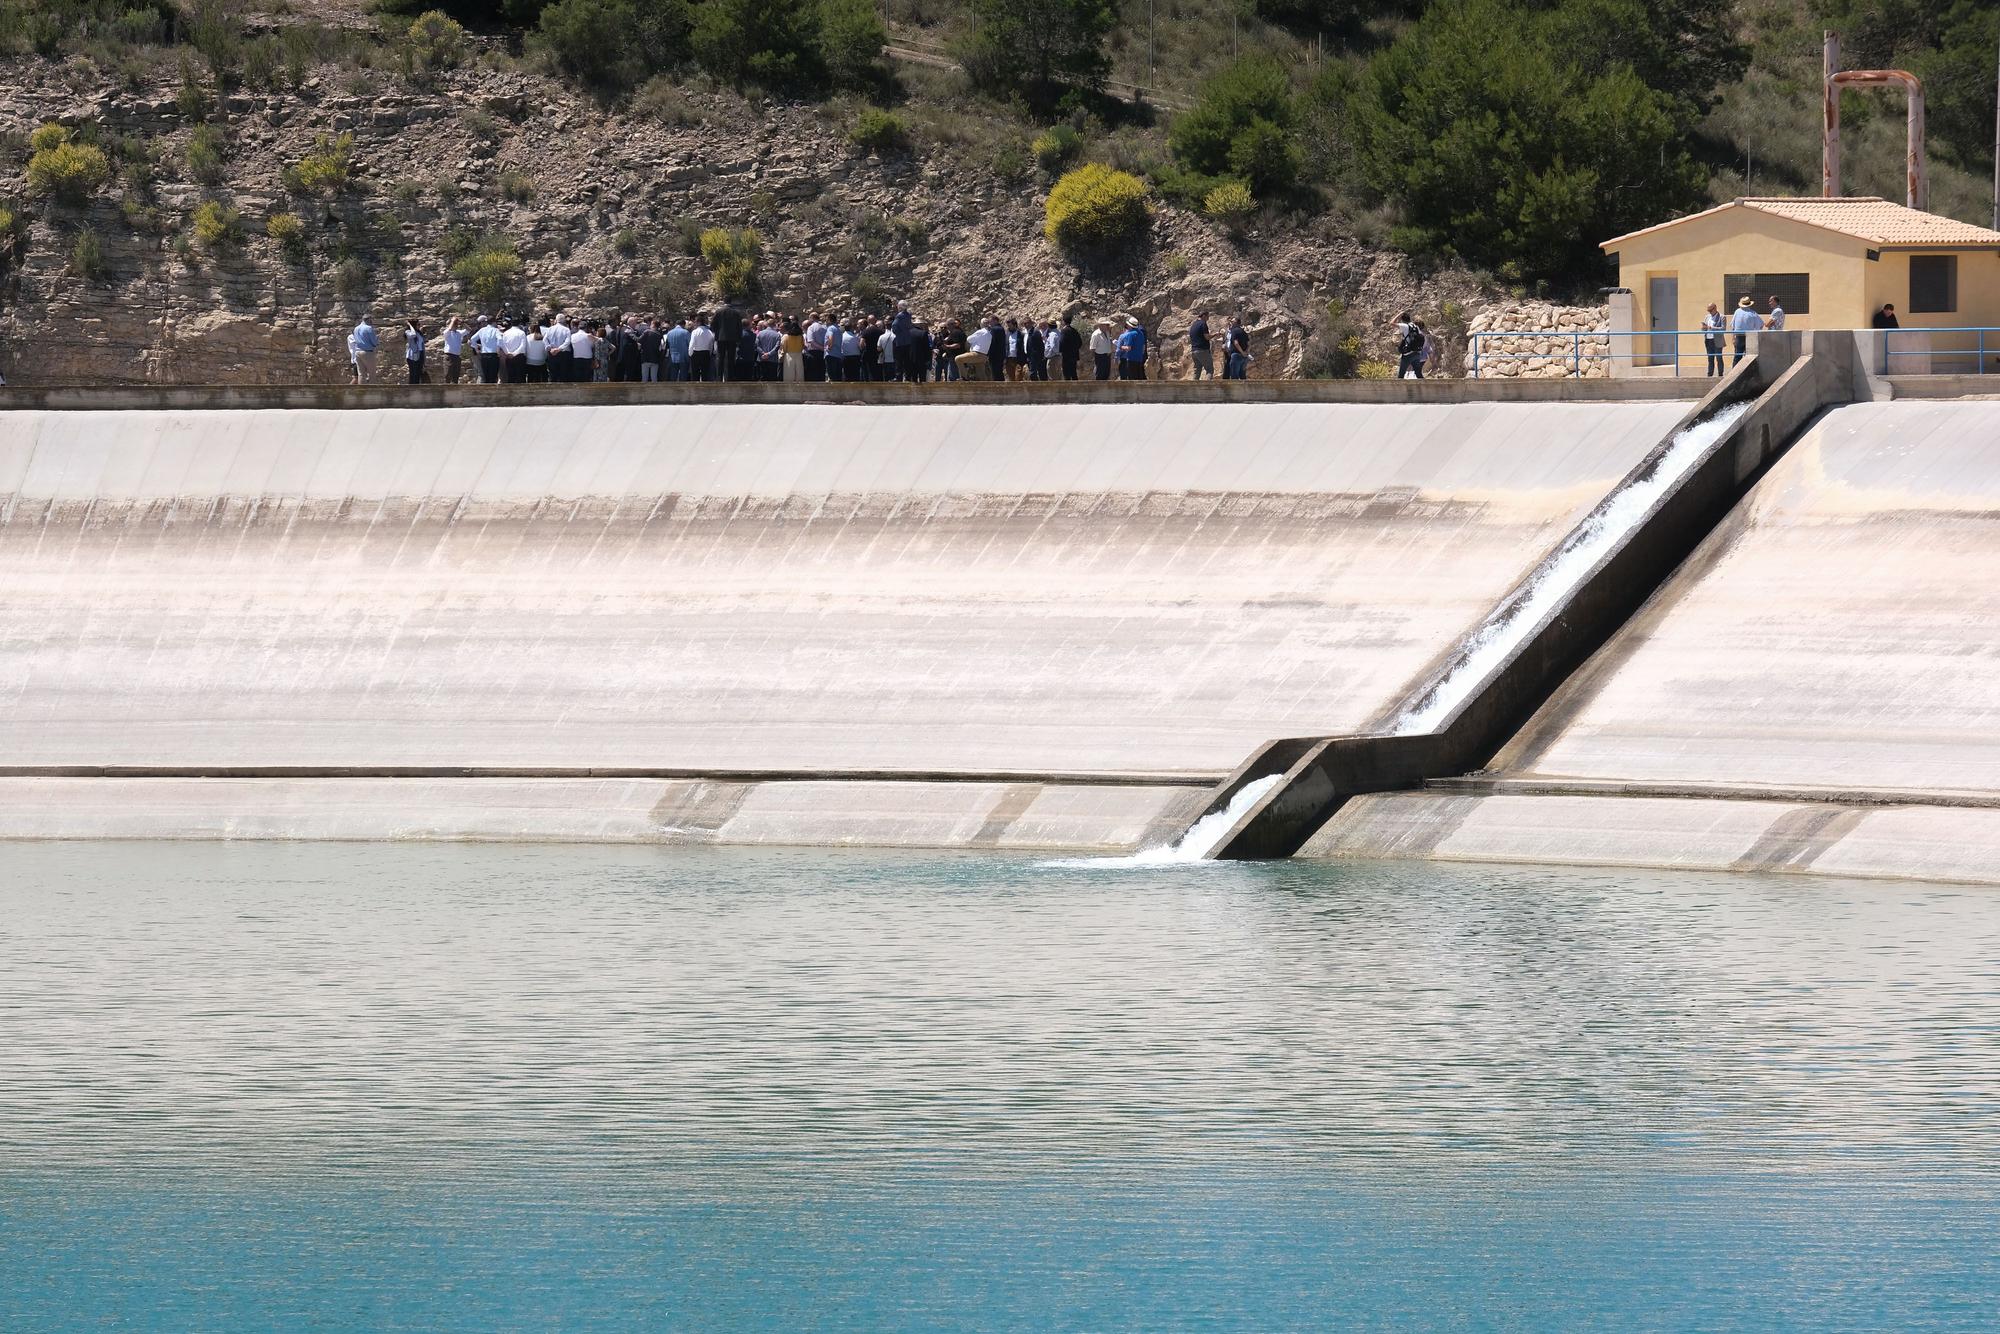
[1392,403,1752,735]
[1050,774,1285,866]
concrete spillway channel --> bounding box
[1197,331,1866,861]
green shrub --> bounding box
[406,10,466,69]
[175,58,214,119]
[846,107,907,153]
[814,0,885,87]
[0,206,20,272]
[186,123,226,186]
[534,0,690,95]
[191,199,240,248]
[698,225,760,298]
[69,226,107,280]
[955,0,1112,103]
[265,210,306,261]
[1032,123,1083,174]
[29,122,70,154]
[613,226,640,256]
[450,236,523,305]
[282,133,355,197]
[1202,179,1254,227]
[27,135,112,204]
[989,138,1031,185]
[496,168,536,203]
[632,74,705,127]
[332,254,370,298]
[1169,57,1300,200]
[1043,163,1148,253]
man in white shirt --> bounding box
[1089,321,1114,380]
[804,316,827,382]
[687,315,716,382]
[441,317,466,384]
[546,313,572,382]
[1764,296,1786,330]
[472,316,501,384]
[499,317,528,383]
[958,323,993,381]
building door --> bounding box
[1648,275,1678,365]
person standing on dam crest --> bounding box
[350,315,378,383]
[1701,303,1725,377]
[1728,297,1762,366]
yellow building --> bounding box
[1603,197,2000,373]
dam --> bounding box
[9,358,2000,1331]
[2,352,1998,882]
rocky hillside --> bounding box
[0,31,1494,384]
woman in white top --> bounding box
[524,324,549,382]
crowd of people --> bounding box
[344,302,1262,386]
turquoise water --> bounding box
[4,842,1998,1329]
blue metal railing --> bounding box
[1468,326,2000,378]
[1876,327,1997,374]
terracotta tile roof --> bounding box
[1603,197,2000,250]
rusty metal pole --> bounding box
[1908,70,1928,211]
[1825,30,1841,198]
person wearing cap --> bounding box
[1726,295,1762,365]
[1115,316,1147,380]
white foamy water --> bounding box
[1393,403,1751,734]
[1049,773,1285,867]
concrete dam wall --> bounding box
[1314,398,2000,884]
[0,398,1689,846]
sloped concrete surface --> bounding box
[0,401,1681,785]
[1490,400,2000,795]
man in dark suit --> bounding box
[713,303,744,381]
[1058,320,1082,380]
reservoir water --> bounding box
[4,842,1998,1329]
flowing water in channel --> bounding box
[4,841,1999,1329]
[1395,403,1752,733]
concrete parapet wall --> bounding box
[0,379,1710,413]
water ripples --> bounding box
[3,842,1999,1181]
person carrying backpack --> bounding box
[1394,312,1425,380]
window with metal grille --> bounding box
[1909,255,1957,313]
[1723,273,1810,315]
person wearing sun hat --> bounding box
[1115,315,1148,380]
[1726,295,1763,366]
